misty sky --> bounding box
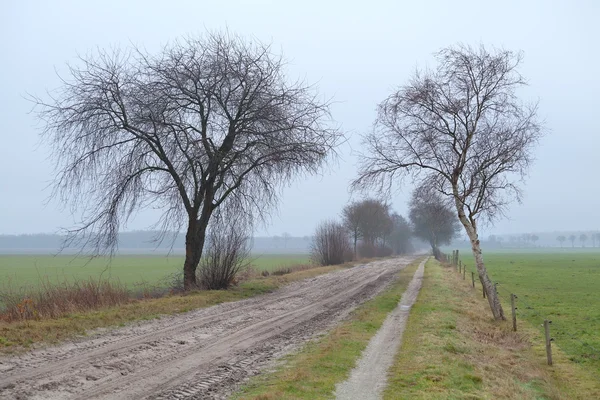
[1,0,598,238]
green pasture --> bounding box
[458,251,600,373]
[0,253,310,291]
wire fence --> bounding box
[439,250,600,367]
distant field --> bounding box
[458,251,600,373]
[0,254,310,291]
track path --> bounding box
[0,256,418,400]
[335,257,426,400]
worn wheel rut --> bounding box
[0,256,418,399]
[335,257,426,400]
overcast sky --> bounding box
[1,0,598,237]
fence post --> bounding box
[471,271,475,288]
[459,260,461,273]
[463,264,466,280]
[510,294,517,332]
[544,320,553,366]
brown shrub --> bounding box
[197,219,252,290]
[0,277,131,322]
[310,220,352,266]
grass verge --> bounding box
[383,259,600,399]
[232,258,423,400]
[0,264,345,354]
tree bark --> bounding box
[353,232,357,260]
[183,217,202,290]
[183,201,214,290]
[454,201,505,320]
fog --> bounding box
[1,0,598,238]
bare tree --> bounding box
[409,184,460,259]
[579,233,588,248]
[281,232,292,248]
[569,234,576,248]
[388,213,413,255]
[342,199,393,258]
[341,202,363,259]
[531,234,539,247]
[34,32,341,290]
[353,45,542,320]
[557,235,566,248]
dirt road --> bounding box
[0,256,418,400]
[335,257,426,400]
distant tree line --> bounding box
[483,232,600,249]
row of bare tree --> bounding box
[557,233,600,248]
[311,199,412,266]
[38,31,542,320]
[312,190,460,266]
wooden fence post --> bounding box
[463,264,466,280]
[510,294,517,332]
[544,320,553,366]
[471,272,475,288]
[459,260,461,273]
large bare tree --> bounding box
[35,32,341,290]
[353,45,542,320]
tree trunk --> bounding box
[183,201,213,290]
[183,218,202,290]
[454,202,505,320]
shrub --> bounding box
[197,218,252,290]
[311,220,352,266]
[358,243,393,258]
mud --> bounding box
[0,256,418,400]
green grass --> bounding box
[384,258,600,399]
[232,258,422,400]
[0,253,310,290]
[456,251,600,375]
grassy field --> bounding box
[385,259,600,399]
[0,263,341,352]
[0,253,310,290]
[456,251,600,375]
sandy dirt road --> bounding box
[0,256,418,400]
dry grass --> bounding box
[0,262,350,354]
[0,277,131,322]
[383,259,600,399]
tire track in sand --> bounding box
[0,256,419,400]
